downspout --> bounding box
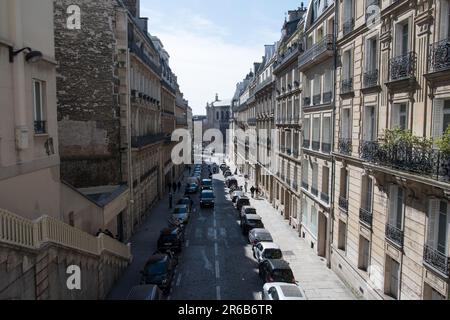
[127,45,134,234]
[327,0,340,270]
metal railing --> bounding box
[359,208,373,228]
[338,138,352,155]
[341,78,354,94]
[274,41,303,71]
[34,120,47,134]
[389,52,417,81]
[131,133,166,149]
[428,38,450,73]
[359,141,450,182]
[339,196,349,212]
[424,245,450,276]
[129,42,161,75]
[363,69,379,88]
[343,18,355,36]
[299,35,334,68]
[322,142,332,154]
[386,224,404,247]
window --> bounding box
[33,80,46,134]
[302,159,309,189]
[361,175,373,213]
[322,115,332,153]
[312,116,321,150]
[342,50,353,81]
[312,163,319,196]
[365,37,378,72]
[388,185,405,231]
[341,108,351,139]
[340,168,349,200]
[385,256,400,299]
[358,236,370,272]
[391,103,408,130]
[343,0,354,23]
[338,221,347,251]
[439,0,450,40]
[303,117,311,147]
[427,199,450,255]
[364,106,376,141]
[432,99,450,138]
[321,166,330,203]
[310,206,318,236]
[395,21,409,56]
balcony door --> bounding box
[395,21,410,56]
[388,185,405,232]
[432,99,450,139]
[385,256,401,300]
[427,199,449,255]
[365,37,378,73]
[341,108,351,140]
[364,106,376,142]
[439,0,450,40]
[391,103,409,130]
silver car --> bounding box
[262,283,307,300]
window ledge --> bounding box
[34,133,49,138]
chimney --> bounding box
[215,93,219,102]
[123,0,140,17]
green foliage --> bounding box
[436,125,450,155]
[381,128,434,150]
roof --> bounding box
[268,259,291,269]
[245,214,262,220]
[260,242,280,250]
[211,99,232,107]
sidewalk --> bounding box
[107,171,189,300]
[227,161,356,300]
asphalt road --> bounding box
[169,163,262,300]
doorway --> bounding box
[318,212,327,257]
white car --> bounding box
[248,228,273,246]
[240,206,257,219]
[252,242,282,263]
[262,283,307,300]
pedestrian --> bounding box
[234,169,238,175]
[256,186,260,198]
[169,192,173,209]
[244,181,248,194]
[250,186,256,198]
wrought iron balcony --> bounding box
[323,91,333,104]
[386,224,404,248]
[131,133,166,149]
[313,94,321,105]
[311,187,319,197]
[358,141,450,182]
[359,208,373,228]
[312,141,321,151]
[293,149,299,158]
[343,18,355,36]
[303,139,311,149]
[293,182,299,191]
[321,192,330,204]
[363,69,379,88]
[322,142,332,154]
[273,41,303,72]
[129,42,161,75]
[34,120,47,134]
[247,118,257,126]
[428,38,450,74]
[338,138,352,155]
[389,52,417,82]
[339,196,349,212]
[303,97,311,107]
[299,35,335,70]
[341,78,354,94]
[286,148,292,156]
[302,181,309,190]
[424,245,450,276]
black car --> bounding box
[177,197,193,212]
[201,179,213,191]
[258,259,296,284]
[241,214,265,236]
[140,253,178,294]
[236,196,251,212]
[224,170,232,178]
[157,227,184,253]
[200,190,215,208]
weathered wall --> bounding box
[54,0,123,187]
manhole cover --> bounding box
[283,251,295,257]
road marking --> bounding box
[215,243,219,257]
[214,229,218,241]
[176,273,182,287]
[216,286,221,300]
[215,261,220,279]
[201,248,213,271]
[185,240,190,248]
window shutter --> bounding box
[432,99,444,139]
[391,104,400,128]
[427,199,440,248]
[389,185,398,226]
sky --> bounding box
[140,0,309,115]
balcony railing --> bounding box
[363,69,379,88]
[312,141,321,151]
[343,18,355,36]
[131,133,166,149]
[338,138,352,155]
[247,118,257,126]
[428,38,450,73]
[359,208,373,228]
[313,94,321,105]
[341,78,354,94]
[302,181,309,190]
[359,141,450,182]
[274,41,303,71]
[34,120,47,134]
[322,142,332,154]
[386,224,404,247]
[389,52,417,81]
[303,139,311,149]
[424,245,450,276]
[339,196,349,212]
[321,192,330,204]
[299,35,334,68]
[323,91,332,104]
[311,187,319,197]
[129,42,162,75]
[304,97,311,107]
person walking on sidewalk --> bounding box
[169,192,173,209]
[244,181,248,194]
[250,186,256,198]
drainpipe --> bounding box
[127,45,135,235]
[9,0,28,162]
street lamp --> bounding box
[9,46,43,63]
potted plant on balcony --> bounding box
[436,126,450,180]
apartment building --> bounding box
[298,0,335,263]
[273,8,305,229]
[332,0,450,300]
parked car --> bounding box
[127,285,163,300]
[169,205,190,225]
[253,242,283,263]
[177,197,193,212]
[258,259,296,284]
[248,228,273,246]
[231,191,244,203]
[185,182,199,194]
[240,206,257,219]
[140,253,178,294]
[262,283,307,301]
[157,227,184,253]
[220,163,228,170]
[224,170,232,178]
[200,190,215,208]
[201,179,213,191]
[236,196,251,212]
[241,214,264,236]
[225,177,238,189]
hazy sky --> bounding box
[140,0,309,115]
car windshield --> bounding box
[241,200,250,206]
[257,233,273,242]
[246,208,257,214]
[145,260,168,275]
[202,193,214,199]
[173,207,187,214]
[203,181,212,186]
[248,220,264,228]
[272,269,294,283]
[264,249,283,260]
